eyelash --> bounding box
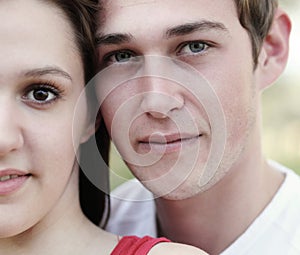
[101,40,212,66]
[177,41,211,56]
[102,49,137,66]
[22,81,64,108]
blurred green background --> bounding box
[109,0,300,190]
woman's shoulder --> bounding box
[148,242,208,255]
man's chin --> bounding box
[140,180,206,200]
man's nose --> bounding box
[0,102,23,156]
[140,77,185,119]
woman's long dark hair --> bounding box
[46,0,110,226]
[79,120,110,227]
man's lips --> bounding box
[139,133,203,145]
[137,133,202,154]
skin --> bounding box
[96,0,291,253]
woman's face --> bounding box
[0,0,90,237]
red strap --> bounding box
[111,235,170,255]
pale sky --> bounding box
[284,4,300,81]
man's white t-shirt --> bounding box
[106,162,300,254]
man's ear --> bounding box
[255,8,291,90]
[80,122,95,144]
[80,113,102,144]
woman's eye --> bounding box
[30,89,55,101]
[23,85,59,104]
[179,42,209,55]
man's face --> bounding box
[97,0,260,199]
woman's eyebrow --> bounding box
[23,66,72,81]
[165,20,229,38]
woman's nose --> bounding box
[0,102,23,156]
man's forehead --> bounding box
[115,0,156,6]
[100,0,238,35]
[103,0,236,16]
[105,0,157,8]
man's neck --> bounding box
[155,154,284,255]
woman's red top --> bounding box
[111,235,170,255]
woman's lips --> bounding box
[0,169,31,195]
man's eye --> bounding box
[179,42,209,55]
[105,50,136,64]
[115,51,133,62]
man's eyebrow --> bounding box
[96,33,133,46]
[24,66,72,81]
[165,21,229,38]
[95,21,228,46]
